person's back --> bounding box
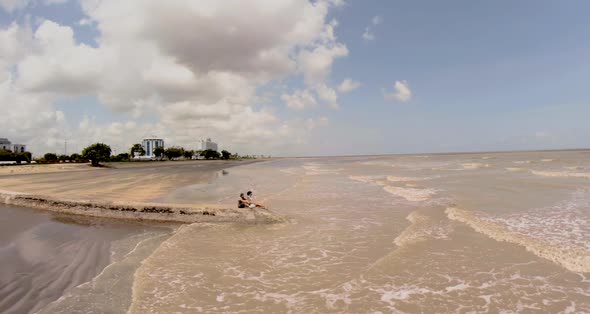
[238,193,248,208]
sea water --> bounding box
[13,150,590,313]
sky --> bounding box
[1,0,589,157]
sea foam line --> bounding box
[531,170,590,179]
[446,207,590,273]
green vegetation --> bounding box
[130,143,145,157]
[164,147,184,160]
[43,153,58,162]
[200,149,221,160]
[0,149,32,164]
[110,153,130,162]
[154,146,164,158]
[24,141,250,167]
[82,143,112,167]
[183,149,194,159]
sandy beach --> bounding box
[0,160,254,202]
[0,160,283,224]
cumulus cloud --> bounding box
[337,78,360,93]
[0,0,346,155]
[282,89,317,110]
[383,80,412,102]
[0,0,29,12]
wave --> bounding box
[302,163,342,176]
[531,170,590,179]
[387,175,436,182]
[393,211,452,247]
[461,163,491,170]
[383,186,437,202]
[446,207,590,273]
[349,175,382,184]
[505,167,524,172]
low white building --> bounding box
[0,138,11,151]
[142,137,164,158]
[199,138,218,151]
[13,144,26,153]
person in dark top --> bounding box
[238,193,255,208]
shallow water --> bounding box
[130,151,590,313]
[0,206,174,314]
[4,151,590,313]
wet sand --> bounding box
[0,205,173,314]
[0,160,257,202]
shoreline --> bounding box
[0,190,285,224]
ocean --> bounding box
[3,150,590,313]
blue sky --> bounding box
[1,0,589,156]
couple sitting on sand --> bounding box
[238,191,266,209]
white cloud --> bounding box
[315,83,339,109]
[383,80,412,103]
[0,0,348,155]
[362,27,374,41]
[337,78,360,93]
[0,0,29,12]
[78,18,92,26]
[282,89,317,110]
[362,15,382,41]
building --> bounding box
[0,138,11,151]
[142,137,164,158]
[13,144,26,153]
[198,138,218,151]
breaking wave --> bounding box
[446,206,590,273]
[393,211,452,247]
[383,186,438,202]
[461,163,491,170]
[531,170,590,179]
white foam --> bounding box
[446,204,590,273]
[505,167,524,172]
[531,170,590,179]
[393,211,452,247]
[383,186,438,202]
[461,163,491,170]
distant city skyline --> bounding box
[1,1,589,156]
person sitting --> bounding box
[246,191,266,209]
[238,193,255,208]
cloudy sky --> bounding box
[1,0,589,156]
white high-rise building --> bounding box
[142,137,164,158]
[199,138,218,151]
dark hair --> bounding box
[247,191,252,196]
[240,193,244,197]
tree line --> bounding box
[35,143,236,167]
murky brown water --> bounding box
[12,151,590,313]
